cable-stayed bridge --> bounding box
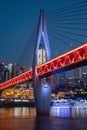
[0,1,87,115]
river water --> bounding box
[0,102,87,130]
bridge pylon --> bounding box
[32,9,51,115]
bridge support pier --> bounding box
[33,78,52,115]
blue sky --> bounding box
[0,0,86,70]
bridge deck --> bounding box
[0,43,87,90]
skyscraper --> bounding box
[74,68,81,78]
[37,43,46,65]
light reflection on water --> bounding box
[0,107,36,117]
[0,103,87,119]
[0,104,87,130]
[50,102,87,119]
[50,105,71,117]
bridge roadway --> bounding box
[0,43,87,90]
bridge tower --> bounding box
[33,9,51,115]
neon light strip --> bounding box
[0,43,87,90]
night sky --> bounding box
[0,0,87,75]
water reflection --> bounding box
[34,116,51,130]
[13,107,29,116]
[0,105,87,130]
[0,107,36,117]
[50,105,71,117]
[71,107,87,118]
[0,103,87,119]
[50,102,87,119]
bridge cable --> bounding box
[48,26,87,38]
[48,31,75,49]
[47,0,87,15]
[48,29,82,44]
[17,24,38,68]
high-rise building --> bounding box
[0,62,5,82]
[37,43,46,65]
[59,72,66,83]
[8,63,13,79]
[74,67,81,78]
[4,66,9,81]
[59,72,68,89]
[82,72,87,88]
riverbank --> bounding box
[0,99,35,108]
